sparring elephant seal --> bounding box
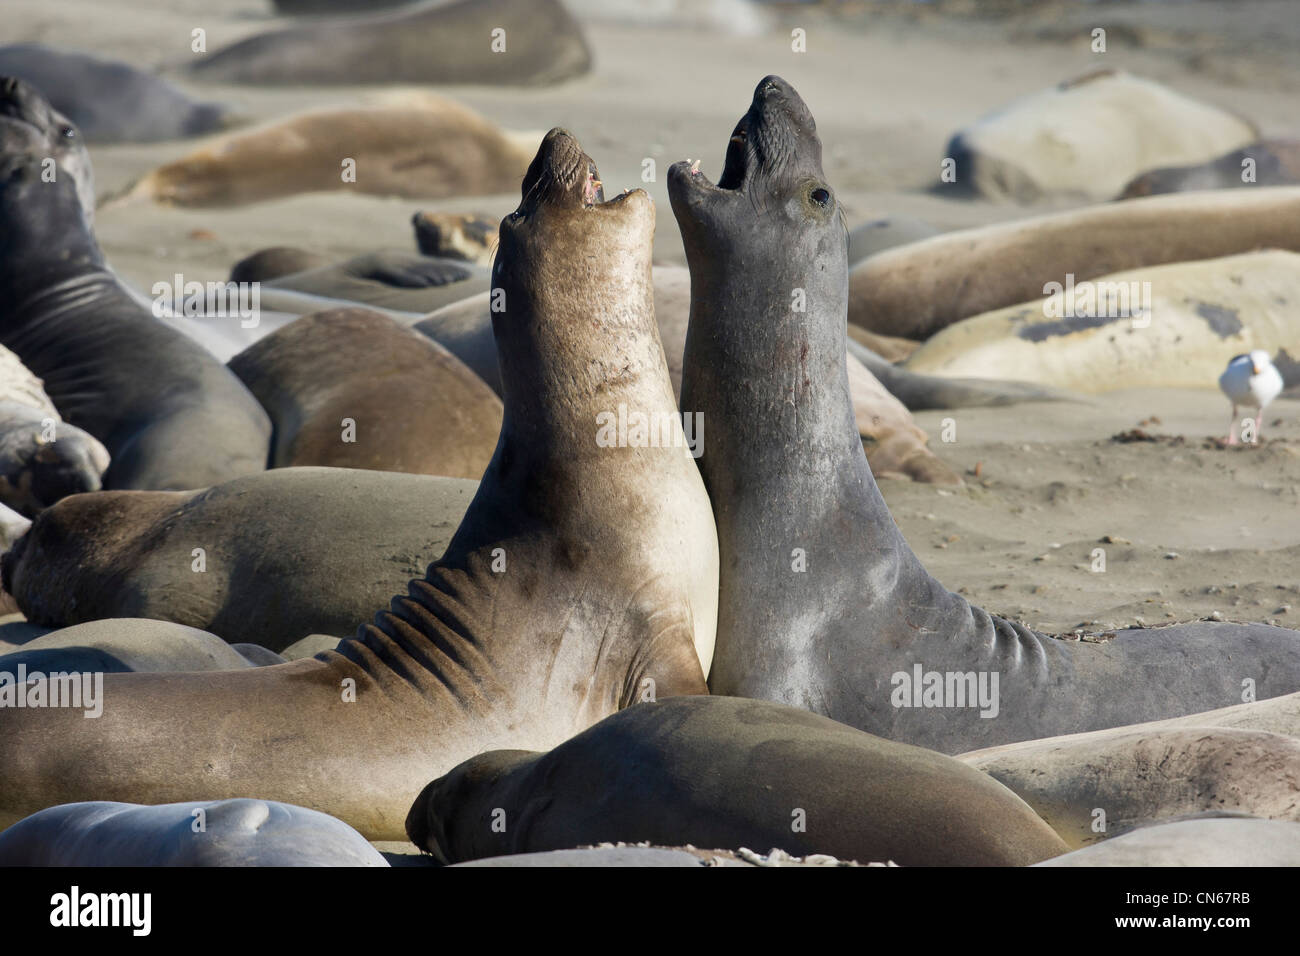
[0,800,386,866]
[0,344,109,515]
[0,45,230,144]
[187,0,591,87]
[406,696,1068,866]
[849,186,1300,341]
[2,468,480,651]
[0,130,718,840]
[0,155,270,491]
[669,76,1300,756]
[228,308,502,478]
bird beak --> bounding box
[1253,362,1263,375]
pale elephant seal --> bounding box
[0,45,230,144]
[0,618,264,674]
[958,726,1300,849]
[228,308,502,478]
[1034,818,1300,867]
[262,251,490,314]
[1122,139,1300,198]
[188,0,591,87]
[846,215,938,266]
[849,186,1300,340]
[0,155,270,490]
[903,250,1300,392]
[273,0,415,13]
[106,98,536,208]
[0,77,93,219]
[945,69,1256,203]
[2,468,478,651]
[407,696,1068,866]
[669,76,1300,756]
[413,211,498,266]
[0,800,387,866]
[0,344,109,515]
[0,130,718,840]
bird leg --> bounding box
[1227,404,1238,445]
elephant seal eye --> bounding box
[61,126,76,139]
[810,187,830,207]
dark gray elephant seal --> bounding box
[0,130,718,840]
[0,45,229,144]
[0,77,93,219]
[229,246,330,284]
[1121,139,1300,198]
[0,800,386,866]
[263,251,489,314]
[188,0,591,87]
[407,696,1068,866]
[0,155,270,490]
[228,308,502,478]
[670,75,1300,756]
[2,468,479,651]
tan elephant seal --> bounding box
[228,308,501,479]
[0,130,718,841]
[105,97,538,208]
[413,211,498,266]
[850,186,1300,340]
[407,696,1068,866]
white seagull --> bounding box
[1218,349,1284,444]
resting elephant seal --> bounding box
[0,77,93,219]
[0,800,386,866]
[903,250,1300,391]
[958,726,1300,849]
[0,45,230,144]
[0,155,270,490]
[406,696,1068,866]
[262,251,491,314]
[106,98,537,208]
[849,186,1300,340]
[669,75,1300,756]
[413,211,498,266]
[0,619,268,674]
[1121,139,1300,198]
[188,0,591,87]
[0,130,718,840]
[1034,818,1300,867]
[944,69,1256,203]
[228,308,501,478]
[2,468,478,651]
[229,246,330,284]
[0,344,109,515]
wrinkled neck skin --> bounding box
[492,195,676,471]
